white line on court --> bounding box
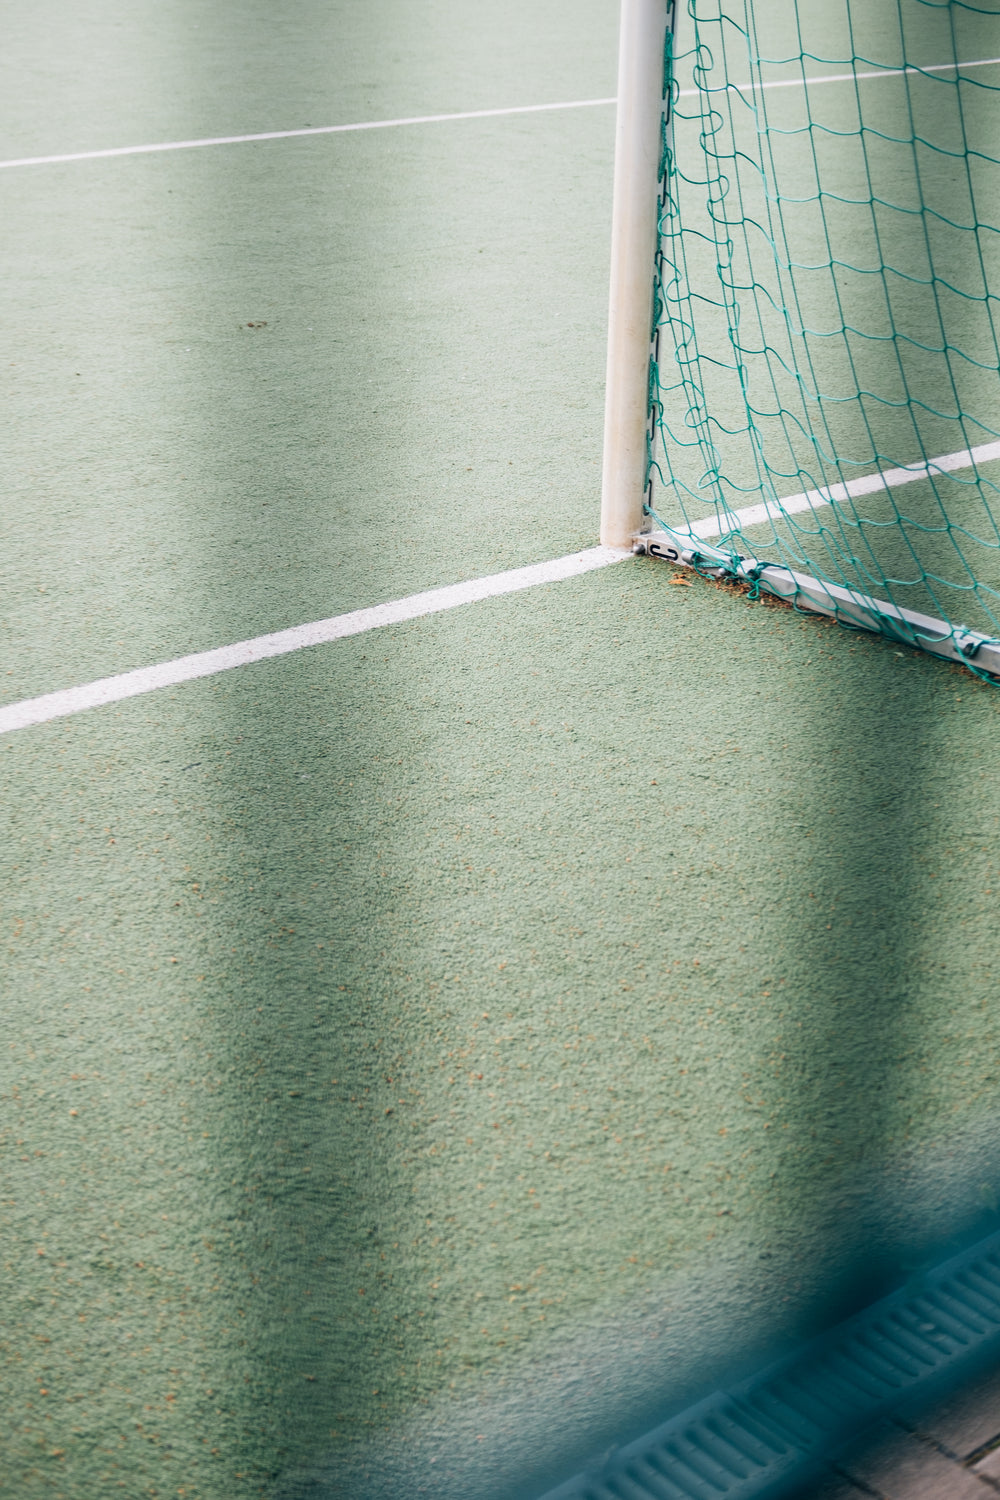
[0,99,617,171]
[1,57,996,172]
[722,55,1000,97]
[675,438,1000,542]
[0,547,630,736]
[4,441,999,736]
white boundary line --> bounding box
[0,99,617,171]
[1,57,996,173]
[720,55,1000,97]
[4,438,999,737]
[0,547,630,735]
[678,438,1000,541]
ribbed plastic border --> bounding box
[537,1227,1000,1500]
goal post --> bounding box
[599,0,675,550]
[601,0,1000,681]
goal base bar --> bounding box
[636,524,1000,677]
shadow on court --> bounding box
[498,606,1000,1500]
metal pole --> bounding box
[600,0,671,549]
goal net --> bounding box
[632,0,1000,677]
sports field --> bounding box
[2,4,1000,1499]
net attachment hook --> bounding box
[955,628,985,660]
[635,530,698,567]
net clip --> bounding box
[634,531,699,568]
[955,629,985,661]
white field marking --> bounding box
[4,438,998,736]
[2,57,997,173]
[0,546,631,736]
[672,438,1000,543]
[716,55,1000,98]
[0,98,616,171]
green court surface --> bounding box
[3,5,1000,1500]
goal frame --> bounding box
[599,0,1000,680]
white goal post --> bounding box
[599,0,674,550]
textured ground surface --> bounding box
[2,4,1000,1499]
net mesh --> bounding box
[647,0,1000,673]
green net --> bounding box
[646,0,1000,676]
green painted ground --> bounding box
[3,5,1000,1500]
[1,102,614,704]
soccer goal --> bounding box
[601,0,1000,678]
